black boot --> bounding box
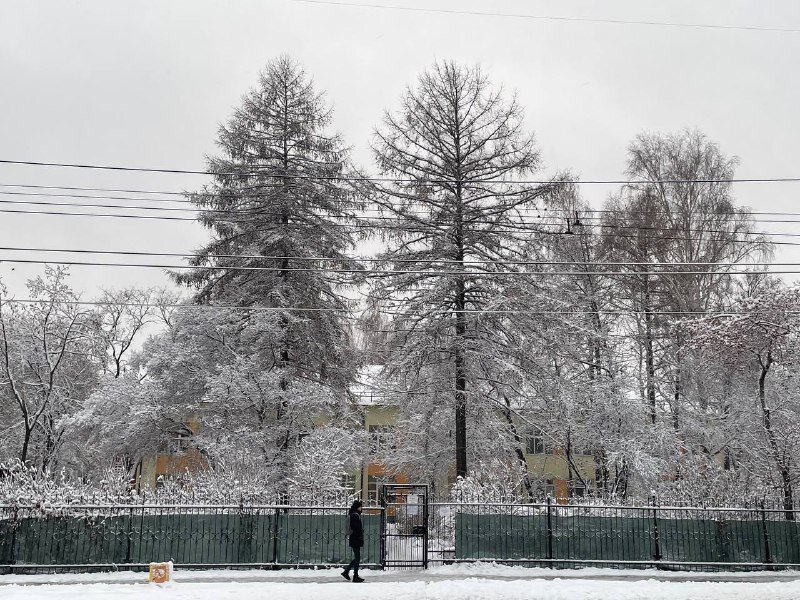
[341,570,351,581]
[352,574,365,583]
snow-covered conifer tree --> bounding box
[172,56,362,497]
[370,61,553,478]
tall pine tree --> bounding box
[175,57,360,495]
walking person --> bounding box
[342,500,365,583]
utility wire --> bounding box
[6,191,800,228]
[0,246,792,269]
[288,0,800,34]
[0,204,796,246]
[0,206,797,249]
[1,297,795,317]
[0,182,187,196]
[0,257,792,277]
[3,159,800,185]
[6,184,800,220]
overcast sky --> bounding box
[1,0,800,298]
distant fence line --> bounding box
[2,501,800,572]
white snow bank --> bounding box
[430,561,800,580]
[2,562,799,586]
[2,577,800,600]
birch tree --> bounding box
[0,268,99,469]
[602,130,768,456]
[689,284,800,518]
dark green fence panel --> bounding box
[766,520,800,565]
[126,512,271,564]
[0,508,379,568]
[455,513,656,562]
[455,513,549,560]
[276,513,380,564]
[718,520,765,563]
[658,518,721,563]
[0,519,12,565]
[9,515,129,565]
[453,510,799,567]
[552,514,656,562]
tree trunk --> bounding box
[758,353,795,521]
[20,424,33,465]
[454,168,468,479]
[501,396,534,500]
[454,282,468,479]
[643,275,657,425]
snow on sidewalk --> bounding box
[2,564,800,599]
[2,576,800,600]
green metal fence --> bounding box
[5,501,800,573]
[0,505,382,572]
[436,501,800,570]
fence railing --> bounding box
[0,504,383,573]
[3,501,799,573]
[428,501,800,570]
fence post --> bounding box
[8,506,19,569]
[380,494,387,570]
[422,492,429,570]
[651,495,662,567]
[546,496,553,568]
[760,501,773,569]
[125,506,133,564]
[271,506,280,569]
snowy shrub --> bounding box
[449,458,529,504]
[285,426,367,505]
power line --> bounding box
[2,204,798,248]
[4,195,800,240]
[288,0,800,34]
[3,159,800,185]
[2,297,797,317]
[0,190,191,205]
[0,246,794,269]
[0,198,197,213]
[0,207,195,221]
[5,183,800,221]
[7,190,800,228]
[0,257,793,277]
[0,182,187,196]
[1,206,798,250]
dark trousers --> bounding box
[346,545,361,575]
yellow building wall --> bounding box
[364,405,399,428]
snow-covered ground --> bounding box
[3,564,800,599]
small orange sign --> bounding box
[148,562,172,584]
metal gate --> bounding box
[380,484,428,569]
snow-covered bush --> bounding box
[285,426,367,505]
[449,459,529,504]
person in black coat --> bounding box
[342,500,365,582]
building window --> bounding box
[166,436,191,454]
[341,473,357,494]
[573,444,594,456]
[369,425,395,455]
[525,427,549,455]
[367,474,396,504]
[570,481,588,498]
